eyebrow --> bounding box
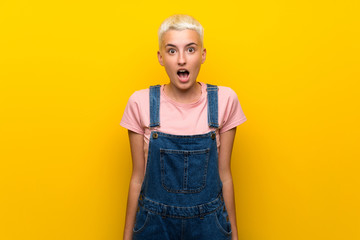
[165,42,198,48]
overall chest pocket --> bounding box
[160,148,210,193]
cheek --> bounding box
[163,57,176,67]
[190,59,202,69]
[191,54,203,64]
[164,65,175,75]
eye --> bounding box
[187,47,195,53]
[168,49,176,54]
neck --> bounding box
[164,82,202,104]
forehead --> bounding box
[161,29,201,48]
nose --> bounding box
[177,51,186,66]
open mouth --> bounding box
[177,69,190,82]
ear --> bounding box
[201,48,207,64]
[157,51,164,66]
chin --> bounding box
[177,80,196,88]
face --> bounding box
[157,29,206,91]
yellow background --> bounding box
[1,0,359,239]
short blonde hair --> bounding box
[158,14,204,49]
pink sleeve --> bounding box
[219,87,247,134]
[120,91,145,135]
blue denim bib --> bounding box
[133,84,232,240]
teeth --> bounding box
[179,70,187,72]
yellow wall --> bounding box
[1,0,359,239]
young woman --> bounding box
[120,14,247,240]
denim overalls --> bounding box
[133,84,232,240]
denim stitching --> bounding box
[149,85,160,127]
[139,194,224,219]
[214,207,232,236]
[160,148,210,154]
[142,204,222,219]
[143,192,223,207]
[160,149,210,193]
[133,208,150,234]
[207,84,219,128]
[151,131,216,139]
[184,153,188,190]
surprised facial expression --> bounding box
[158,29,206,91]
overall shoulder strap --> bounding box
[206,84,219,128]
[149,85,161,128]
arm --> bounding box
[218,127,239,240]
[123,130,146,240]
